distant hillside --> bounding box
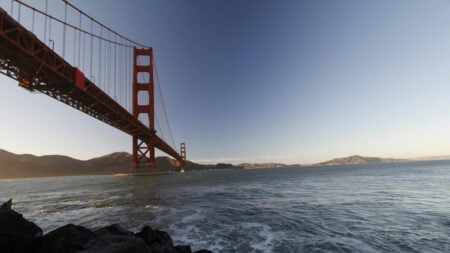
[314,155,407,166]
[411,155,450,161]
[238,163,288,169]
[0,149,241,179]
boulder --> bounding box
[0,198,12,210]
[94,224,133,237]
[135,225,158,245]
[83,223,150,253]
[37,224,93,253]
[0,199,43,253]
[136,226,179,253]
[175,245,192,253]
[148,242,177,253]
[154,229,174,247]
[84,237,150,253]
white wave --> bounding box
[181,209,207,223]
[240,222,279,253]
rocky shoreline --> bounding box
[0,199,213,253]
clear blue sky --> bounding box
[1,0,450,164]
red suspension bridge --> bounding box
[0,0,186,173]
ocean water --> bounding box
[1,161,450,252]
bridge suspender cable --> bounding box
[136,56,178,151]
[9,0,172,116]
[10,0,145,113]
[61,0,150,49]
[154,61,177,150]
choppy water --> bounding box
[1,161,450,252]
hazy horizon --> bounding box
[3,147,450,166]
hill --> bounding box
[314,155,406,166]
[410,155,450,161]
[0,149,240,179]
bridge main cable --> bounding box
[11,0,150,49]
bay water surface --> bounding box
[1,161,450,252]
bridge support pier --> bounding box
[131,137,155,173]
[131,48,155,174]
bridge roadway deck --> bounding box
[0,8,183,163]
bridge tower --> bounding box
[180,142,186,171]
[180,143,186,161]
[131,48,155,173]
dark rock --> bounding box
[136,227,178,253]
[0,198,12,210]
[0,199,43,253]
[0,199,42,237]
[37,224,92,253]
[154,229,174,247]
[175,245,192,253]
[94,223,133,237]
[194,250,214,253]
[84,236,150,253]
[135,225,158,245]
[149,242,177,253]
[83,223,150,253]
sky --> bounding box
[1,0,450,164]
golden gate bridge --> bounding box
[0,0,186,173]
